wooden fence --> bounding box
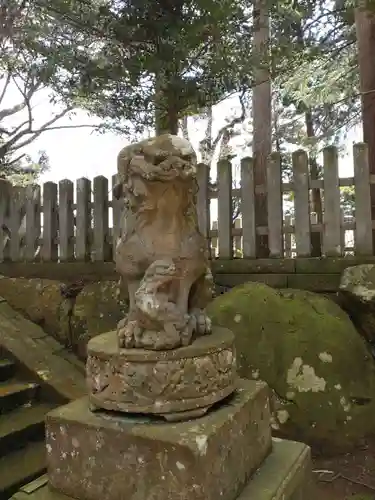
[0,143,373,263]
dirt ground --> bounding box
[312,437,375,499]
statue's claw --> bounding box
[189,308,212,336]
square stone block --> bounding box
[12,439,313,500]
[46,379,271,500]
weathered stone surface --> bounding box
[46,379,272,500]
[13,438,313,500]
[115,134,213,350]
[0,277,66,341]
[338,263,375,344]
[207,282,375,453]
[0,299,85,403]
[87,327,237,418]
[0,277,129,359]
[70,280,129,359]
[238,438,313,500]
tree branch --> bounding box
[0,73,11,107]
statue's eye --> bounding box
[181,155,191,162]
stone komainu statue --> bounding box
[114,134,213,350]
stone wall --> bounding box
[2,256,375,293]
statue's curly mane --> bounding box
[117,135,199,231]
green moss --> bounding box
[70,281,129,357]
[207,282,375,452]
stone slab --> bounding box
[46,379,271,500]
[12,438,313,500]
[239,438,314,500]
[87,327,237,418]
[0,299,85,403]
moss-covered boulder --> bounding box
[207,282,375,453]
[0,276,129,360]
[70,281,129,358]
[0,276,69,340]
[338,264,375,345]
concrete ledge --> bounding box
[238,438,314,500]
[0,256,373,281]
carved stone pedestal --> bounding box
[86,327,237,421]
[46,379,272,500]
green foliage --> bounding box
[0,150,50,186]
[25,0,254,134]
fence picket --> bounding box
[112,174,123,258]
[0,180,11,262]
[76,178,91,261]
[196,163,210,255]
[25,185,41,261]
[284,215,293,258]
[267,152,283,257]
[323,146,342,256]
[59,179,75,261]
[9,187,26,262]
[353,143,373,255]
[241,157,256,258]
[217,159,233,258]
[293,150,311,257]
[93,176,110,261]
[42,182,58,261]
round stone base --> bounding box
[86,327,237,419]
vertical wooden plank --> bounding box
[353,143,373,255]
[76,178,91,261]
[241,157,256,258]
[9,186,26,262]
[0,180,11,262]
[322,146,342,256]
[233,218,242,256]
[217,159,232,258]
[284,215,292,258]
[267,152,283,257]
[293,150,311,256]
[93,175,110,261]
[196,163,210,251]
[42,182,58,262]
[25,185,41,262]
[59,179,75,262]
[211,220,218,258]
[340,208,346,255]
[112,174,125,259]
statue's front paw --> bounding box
[117,319,138,348]
[189,309,212,336]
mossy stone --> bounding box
[207,282,375,453]
[70,281,129,358]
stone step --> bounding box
[0,441,47,499]
[238,438,314,500]
[0,359,15,382]
[0,382,40,414]
[0,403,54,456]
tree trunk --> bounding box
[355,3,375,250]
[305,110,323,257]
[154,73,179,135]
[252,0,271,257]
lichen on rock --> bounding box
[207,282,375,453]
